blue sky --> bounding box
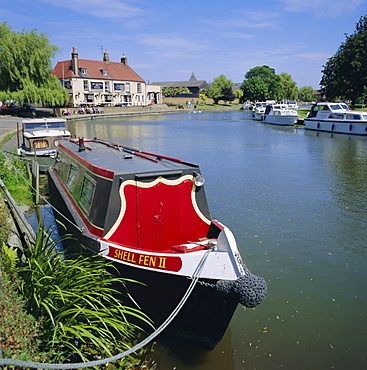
[1,0,366,89]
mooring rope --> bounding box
[0,245,214,369]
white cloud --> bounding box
[137,34,208,57]
[40,0,145,18]
[277,0,364,17]
[296,52,333,62]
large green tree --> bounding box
[298,86,315,102]
[320,13,367,104]
[241,77,268,102]
[207,74,233,104]
[0,23,68,106]
[279,72,298,100]
[244,65,281,100]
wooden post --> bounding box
[31,159,40,205]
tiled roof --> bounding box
[52,59,145,82]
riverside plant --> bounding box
[12,227,154,366]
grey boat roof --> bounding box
[61,138,199,176]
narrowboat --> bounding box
[47,138,267,349]
[18,118,71,171]
[304,102,367,135]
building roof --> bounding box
[151,73,209,89]
[52,59,145,83]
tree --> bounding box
[162,86,190,97]
[298,86,315,102]
[320,13,367,104]
[241,77,268,102]
[0,23,68,106]
[279,72,298,100]
[244,65,281,100]
[221,87,236,103]
[207,74,234,104]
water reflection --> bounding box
[64,112,367,369]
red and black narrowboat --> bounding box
[47,137,267,349]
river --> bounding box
[65,111,367,369]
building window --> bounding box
[83,80,89,90]
[101,69,108,77]
[114,83,125,91]
[63,80,72,89]
[126,83,130,93]
[137,83,141,93]
[80,67,87,75]
[105,81,110,92]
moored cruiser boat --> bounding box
[47,138,267,349]
[262,104,299,126]
[304,102,367,135]
[252,102,267,120]
[17,118,71,171]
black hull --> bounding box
[47,171,239,349]
[115,262,238,349]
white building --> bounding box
[52,48,161,107]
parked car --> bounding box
[0,103,20,115]
[18,105,37,117]
[0,103,36,117]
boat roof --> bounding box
[60,138,200,177]
[22,118,68,131]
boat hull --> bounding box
[304,119,367,135]
[47,167,261,349]
[263,115,298,126]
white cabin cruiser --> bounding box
[252,103,267,120]
[262,104,299,126]
[304,102,367,135]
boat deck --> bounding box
[61,139,200,177]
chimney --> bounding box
[71,47,79,76]
[121,54,128,66]
[103,49,110,64]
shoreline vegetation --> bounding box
[0,143,155,368]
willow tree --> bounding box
[0,23,68,106]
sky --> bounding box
[1,0,366,89]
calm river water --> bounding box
[66,111,367,369]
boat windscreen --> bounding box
[46,121,67,129]
[24,121,67,130]
[24,123,48,130]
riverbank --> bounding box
[59,103,243,121]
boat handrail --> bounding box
[92,137,200,167]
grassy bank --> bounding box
[0,154,156,369]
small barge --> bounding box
[18,118,71,171]
[47,138,267,349]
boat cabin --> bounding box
[20,118,71,155]
[52,138,215,253]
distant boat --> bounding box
[262,104,299,126]
[47,138,267,349]
[304,102,367,135]
[242,102,254,110]
[17,118,71,171]
[252,102,267,120]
